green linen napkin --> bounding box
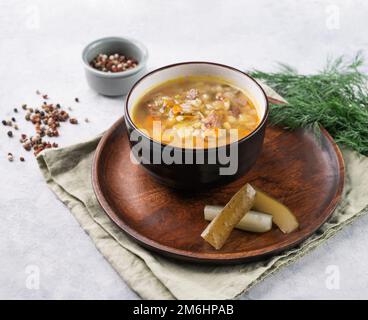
[36,86,368,300]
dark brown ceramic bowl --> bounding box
[124,62,269,189]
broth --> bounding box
[131,76,260,148]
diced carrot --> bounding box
[163,98,174,108]
[172,104,182,115]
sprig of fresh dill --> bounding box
[250,53,368,155]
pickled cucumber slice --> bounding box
[201,184,256,249]
[253,189,299,234]
[204,205,272,233]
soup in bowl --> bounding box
[131,76,260,148]
[125,62,269,189]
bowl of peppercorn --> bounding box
[82,36,148,96]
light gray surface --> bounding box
[0,0,367,300]
[82,36,148,96]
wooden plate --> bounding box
[92,118,344,264]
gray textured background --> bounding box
[0,0,367,299]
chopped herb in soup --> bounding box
[131,77,260,148]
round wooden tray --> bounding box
[92,118,344,264]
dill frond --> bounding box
[251,54,368,155]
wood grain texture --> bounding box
[92,118,345,264]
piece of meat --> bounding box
[230,104,241,118]
[147,102,161,116]
[231,94,248,117]
[186,88,198,100]
[203,111,223,129]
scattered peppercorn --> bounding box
[84,118,89,123]
[31,134,41,144]
[3,92,81,157]
[23,142,32,151]
[7,153,14,162]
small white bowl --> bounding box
[82,37,148,96]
